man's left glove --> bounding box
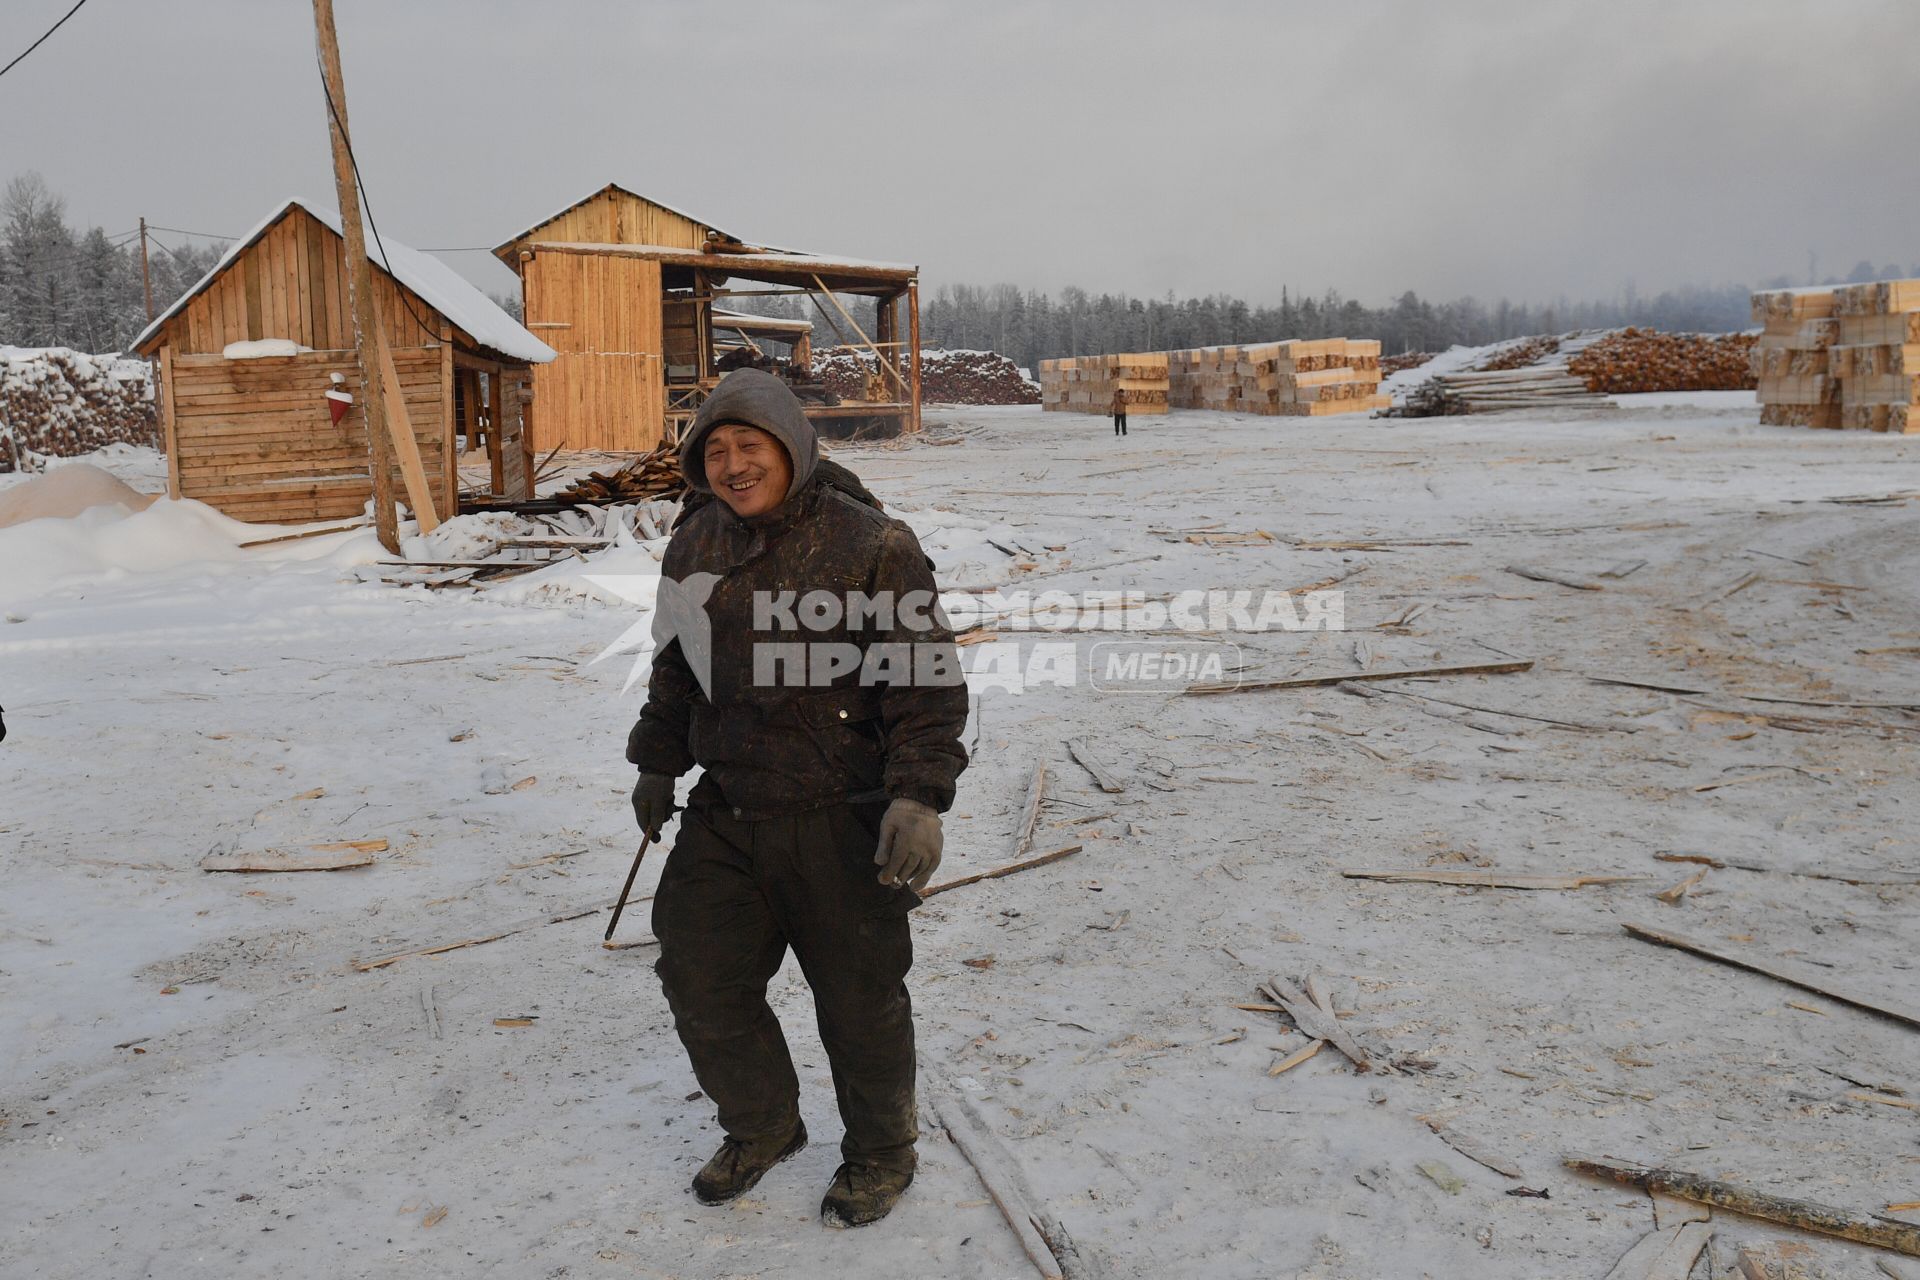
[631,771,678,839]
[875,797,942,894]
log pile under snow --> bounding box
[813,348,1040,406]
[1038,352,1170,415]
[1168,339,1386,416]
[0,347,159,472]
[1567,328,1756,395]
[1830,279,1920,433]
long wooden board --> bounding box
[1624,923,1920,1030]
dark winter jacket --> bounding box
[627,375,969,818]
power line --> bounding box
[0,0,90,82]
[143,224,236,241]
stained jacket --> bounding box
[626,375,968,818]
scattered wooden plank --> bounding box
[1012,764,1048,858]
[353,905,603,972]
[1591,675,1920,711]
[1566,1154,1920,1257]
[1599,559,1649,580]
[925,1067,1072,1280]
[1692,768,1796,793]
[1261,975,1371,1072]
[1623,923,1920,1031]
[1602,1221,1712,1280]
[201,842,383,873]
[1851,1091,1918,1111]
[1267,1039,1324,1077]
[1344,868,1644,890]
[1652,852,1920,887]
[1421,1116,1524,1179]
[237,517,370,548]
[1065,737,1125,794]
[1188,659,1533,696]
[1505,564,1603,591]
[923,845,1084,898]
[1655,868,1709,904]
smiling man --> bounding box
[626,367,969,1228]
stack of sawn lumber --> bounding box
[1831,278,1920,432]
[1038,353,1169,414]
[1750,287,1840,428]
[1401,364,1614,415]
[1168,339,1386,416]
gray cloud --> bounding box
[6,0,1915,306]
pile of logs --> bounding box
[0,347,159,472]
[813,348,1039,405]
[1475,336,1562,372]
[1167,339,1386,417]
[1038,352,1170,415]
[1751,287,1840,428]
[550,442,685,504]
[1567,328,1757,394]
[1379,351,1438,377]
[1831,279,1920,432]
[1396,365,1615,416]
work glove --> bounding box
[631,771,678,839]
[875,797,942,894]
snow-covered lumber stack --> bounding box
[1168,339,1386,416]
[1750,287,1839,428]
[1038,353,1169,414]
[1830,279,1920,433]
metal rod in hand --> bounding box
[604,831,656,942]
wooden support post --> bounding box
[908,278,922,432]
[811,274,908,397]
[312,0,400,553]
[373,332,442,533]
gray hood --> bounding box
[680,367,820,498]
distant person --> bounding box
[1111,389,1128,436]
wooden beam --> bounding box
[374,332,441,532]
[908,278,922,433]
[1567,1155,1920,1257]
[159,345,182,499]
[1187,659,1535,696]
[811,274,908,397]
[312,0,400,553]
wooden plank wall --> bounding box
[522,251,664,453]
[170,349,448,523]
[523,189,712,251]
[170,205,449,355]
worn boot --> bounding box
[691,1121,808,1205]
[819,1161,915,1227]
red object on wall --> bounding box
[325,388,353,425]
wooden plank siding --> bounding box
[170,350,449,523]
[169,205,455,355]
[504,187,714,257]
[521,249,664,453]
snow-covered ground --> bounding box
[3,402,1918,1278]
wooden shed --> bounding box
[493,183,919,454]
[131,198,555,524]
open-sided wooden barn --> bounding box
[131,198,555,524]
[493,183,918,453]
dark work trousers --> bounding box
[652,799,920,1173]
[1112,409,1128,435]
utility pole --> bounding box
[137,217,153,321]
[312,0,399,553]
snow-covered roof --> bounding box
[131,198,554,365]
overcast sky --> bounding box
[5,0,1917,307]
